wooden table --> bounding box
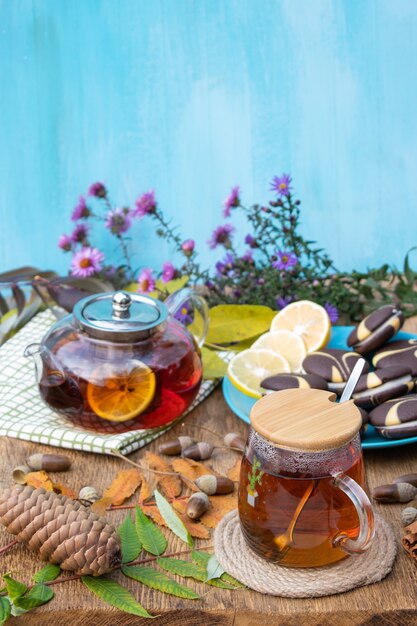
[1,321,417,625]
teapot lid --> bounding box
[72,291,168,342]
[250,389,362,452]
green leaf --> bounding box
[191,552,244,587]
[0,597,11,625]
[118,514,142,563]
[14,584,54,610]
[82,576,154,618]
[206,555,225,581]
[206,305,275,344]
[157,557,207,582]
[135,505,167,556]
[2,574,27,602]
[154,489,193,547]
[163,276,189,294]
[32,563,61,583]
[201,347,228,379]
[122,566,199,600]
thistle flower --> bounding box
[272,250,298,271]
[208,224,234,250]
[58,234,73,252]
[324,302,339,323]
[162,261,175,283]
[70,247,104,277]
[137,268,155,293]
[270,174,292,197]
[181,239,195,257]
[71,223,89,244]
[223,185,240,218]
[71,196,90,221]
[134,190,156,217]
[104,208,132,235]
[88,182,107,198]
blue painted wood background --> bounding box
[1,0,417,277]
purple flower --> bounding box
[270,174,292,197]
[104,265,117,278]
[88,182,107,198]
[324,302,339,324]
[208,224,234,249]
[216,252,235,277]
[175,302,193,325]
[162,261,175,283]
[272,250,298,271]
[276,295,295,310]
[223,185,240,218]
[134,190,156,217]
[71,223,89,244]
[71,196,90,221]
[181,239,195,257]
[104,207,132,235]
[244,233,258,249]
[137,268,155,293]
[58,234,73,252]
[70,247,104,277]
[241,249,253,262]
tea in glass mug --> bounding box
[238,389,375,567]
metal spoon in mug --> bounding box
[272,357,367,561]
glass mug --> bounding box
[238,391,375,568]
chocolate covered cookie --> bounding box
[372,339,417,375]
[375,419,417,440]
[369,395,417,427]
[352,366,414,410]
[347,305,404,355]
[261,373,328,392]
[302,349,369,394]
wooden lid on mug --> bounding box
[250,389,362,452]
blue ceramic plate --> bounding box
[222,326,417,449]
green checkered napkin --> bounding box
[0,310,220,455]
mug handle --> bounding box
[332,472,375,554]
[165,288,209,348]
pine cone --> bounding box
[0,485,122,576]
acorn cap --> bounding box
[250,389,362,452]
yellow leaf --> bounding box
[53,483,77,499]
[92,468,142,513]
[142,451,182,499]
[201,347,228,379]
[25,471,54,491]
[171,458,216,491]
[206,305,275,344]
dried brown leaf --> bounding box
[171,458,216,491]
[25,471,54,491]
[92,468,142,514]
[200,494,237,528]
[148,501,210,539]
[142,451,181,499]
[227,459,242,483]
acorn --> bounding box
[393,473,417,488]
[401,506,417,526]
[158,436,194,456]
[372,482,417,503]
[78,486,101,503]
[12,465,31,485]
[183,442,214,461]
[224,433,245,452]
[186,492,210,520]
[194,474,234,495]
[27,453,71,472]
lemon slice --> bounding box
[252,330,307,372]
[227,348,290,398]
[87,361,156,422]
[270,301,331,353]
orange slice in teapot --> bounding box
[87,361,156,422]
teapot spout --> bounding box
[24,343,65,385]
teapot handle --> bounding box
[165,288,209,348]
[332,472,375,554]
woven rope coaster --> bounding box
[214,510,396,598]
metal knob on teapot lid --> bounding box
[72,291,168,342]
[250,389,362,452]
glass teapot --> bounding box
[24,289,208,434]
